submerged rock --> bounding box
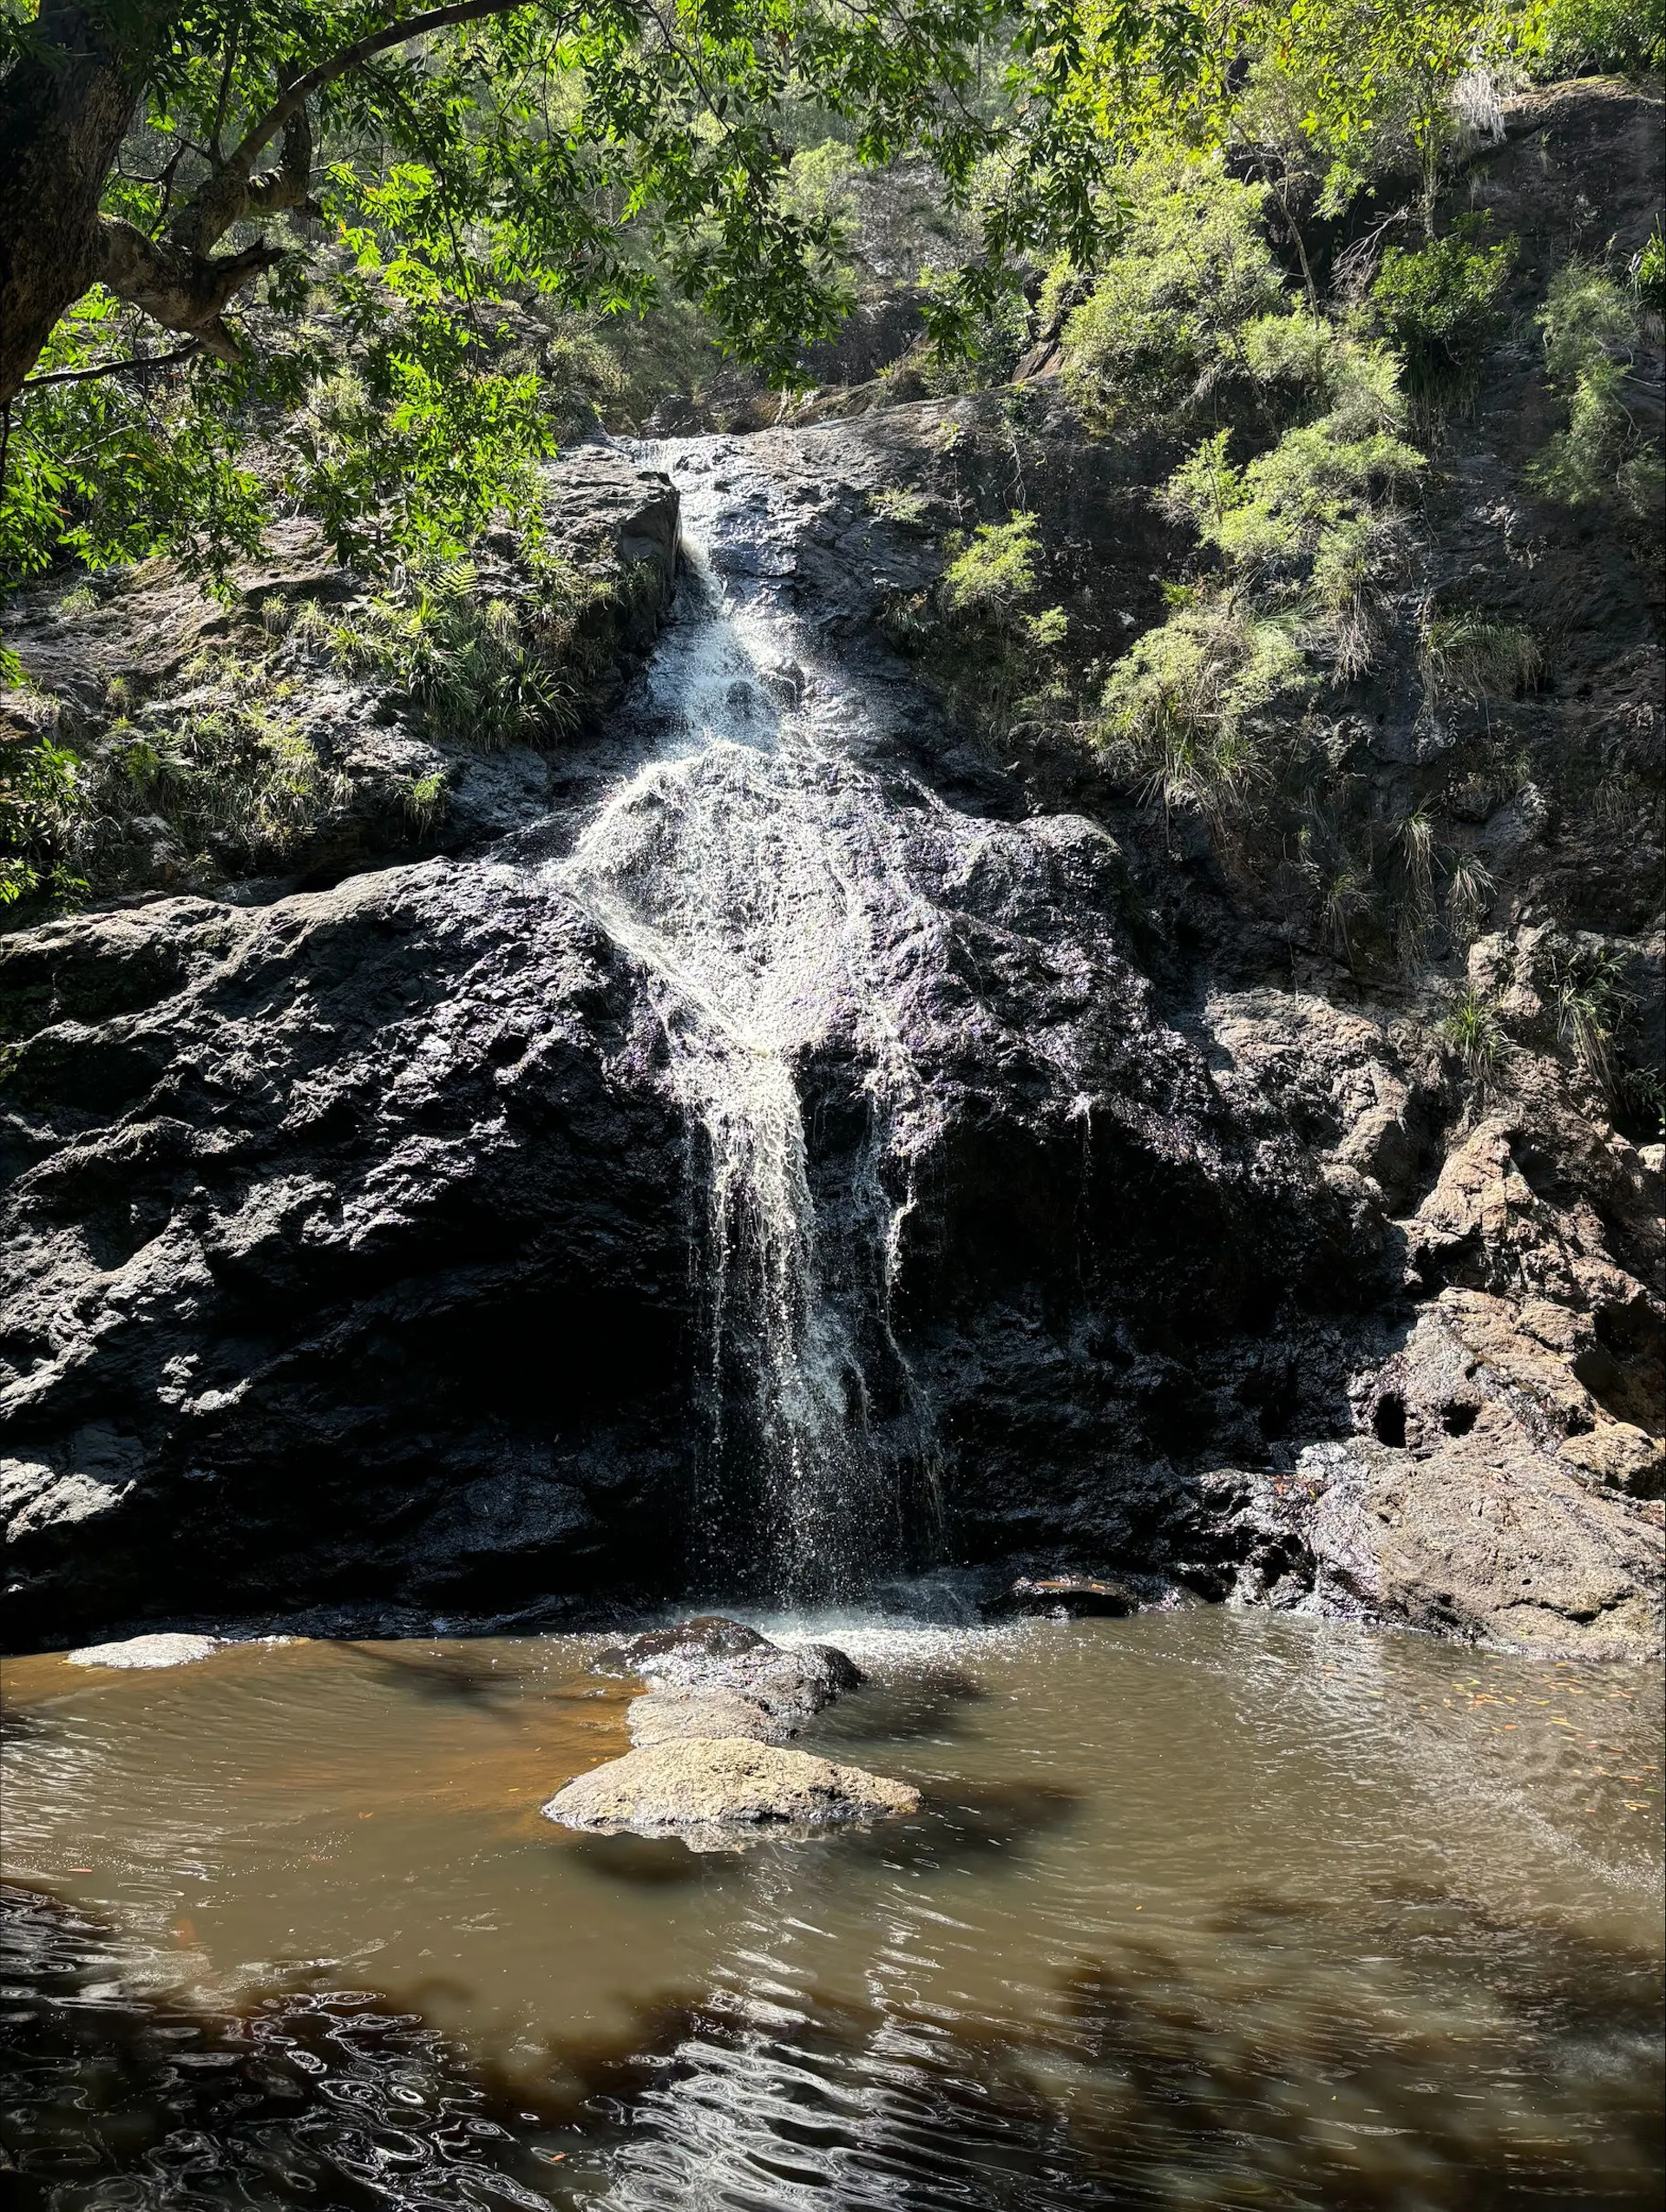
[986,1576,1140,1620]
[541,1738,920,1845]
[594,1618,866,1727]
[627,1688,789,1746]
[66,1632,220,1669]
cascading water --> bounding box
[553,445,941,1602]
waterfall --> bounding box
[554,462,940,1602]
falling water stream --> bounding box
[553,446,940,1601]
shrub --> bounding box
[292,558,610,749]
[1527,260,1660,514]
[1532,0,1665,77]
[1094,591,1311,825]
[940,514,1042,621]
[1371,223,1518,411]
[881,510,1072,737]
[1160,378,1422,677]
[1059,158,1286,429]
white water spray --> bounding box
[554,470,939,1599]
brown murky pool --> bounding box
[3,1609,1662,2208]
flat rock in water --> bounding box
[627,1689,789,1746]
[66,1633,220,1669]
[987,1577,1139,1619]
[541,1738,920,1847]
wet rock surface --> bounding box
[986,1576,1140,1620]
[541,1738,921,1847]
[626,1688,790,1746]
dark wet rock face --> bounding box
[4,156,1664,1656]
[1,420,1371,1650]
[987,1576,1140,1620]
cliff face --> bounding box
[3,85,1661,1659]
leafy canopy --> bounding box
[0,0,1206,592]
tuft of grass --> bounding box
[1440,984,1511,1084]
[1548,941,1633,1092]
[1445,852,1496,943]
[1421,612,1541,706]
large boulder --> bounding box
[541,1738,921,1847]
[1197,1435,1663,1659]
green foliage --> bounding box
[1159,349,1422,677]
[1371,224,1518,412]
[868,486,932,527]
[882,509,1072,736]
[1527,259,1661,513]
[1440,984,1511,1082]
[1,723,87,906]
[1636,224,1666,316]
[6,0,1103,592]
[1094,590,1311,824]
[940,514,1042,619]
[1059,158,1285,429]
[290,558,605,749]
[1531,0,1665,77]
[3,647,350,911]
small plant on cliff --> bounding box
[885,512,1072,737]
[1370,221,1518,416]
[1439,984,1511,1084]
[1094,592,1310,830]
[1547,941,1634,1092]
[1527,261,1661,517]
[1445,852,1497,943]
[1420,612,1542,710]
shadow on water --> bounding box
[7,1878,1660,2210]
[344,1643,531,1716]
[803,1665,987,1749]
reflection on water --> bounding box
[2,1613,1662,2208]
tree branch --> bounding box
[21,340,200,389]
[222,0,538,183]
[97,218,285,361]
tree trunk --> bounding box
[0,2,155,405]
